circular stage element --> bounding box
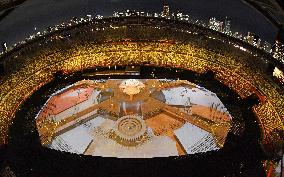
[110,115,148,146]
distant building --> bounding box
[154,13,159,18]
[263,41,272,53]
[208,18,223,32]
[175,13,190,21]
[273,29,284,64]
[233,32,243,40]
[1,43,7,53]
[256,38,261,48]
[86,15,92,21]
[224,17,231,35]
[245,32,253,45]
[273,40,284,64]
[162,5,170,18]
[95,15,103,19]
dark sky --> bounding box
[0,0,278,49]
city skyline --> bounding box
[0,6,276,57]
[0,0,278,47]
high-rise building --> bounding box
[86,15,92,21]
[273,40,284,64]
[224,17,231,35]
[263,41,272,53]
[245,32,253,45]
[245,32,261,47]
[256,38,261,48]
[1,43,7,53]
[273,29,284,64]
[162,5,170,18]
[208,18,223,32]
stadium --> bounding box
[0,1,283,177]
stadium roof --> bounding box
[243,0,284,28]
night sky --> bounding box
[0,0,278,48]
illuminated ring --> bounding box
[114,115,146,141]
